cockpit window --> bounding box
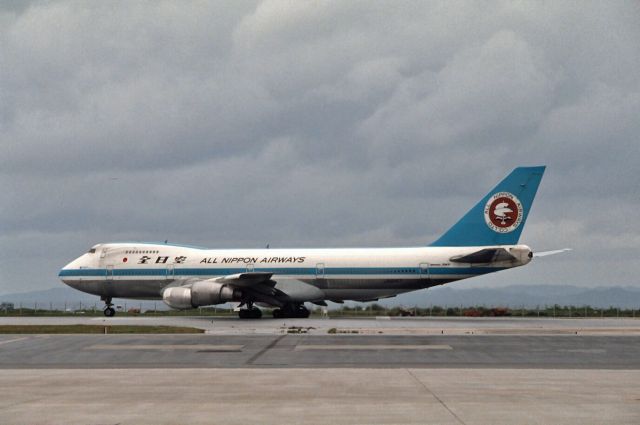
[88,248,96,254]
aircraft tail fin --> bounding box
[430,166,545,247]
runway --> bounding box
[1,317,639,424]
[3,315,640,335]
[0,333,639,369]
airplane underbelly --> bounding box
[309,277,427,301]
[312,277,426,290]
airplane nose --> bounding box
[59,261,72,281]
[59,256,82,282]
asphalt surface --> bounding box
[3,315,640,334]
[2,368,638,425]
[1,317,639,424]
[1,333,638,369]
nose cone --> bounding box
[59,255,86,285]
[59,260,74,285]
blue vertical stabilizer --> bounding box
[430,166,545,247]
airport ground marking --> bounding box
[294,344,452,350]
[246,334,287,365]
[0,337,30,346]
[406,368,467,425]
[86,344,243,351]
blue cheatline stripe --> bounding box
[59,266,506,278]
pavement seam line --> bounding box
[0,337,30,345]
[246,334,287,365]
[406,368,466,425]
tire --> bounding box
[239,308,262,319]
[274,304,310,319]
[296,306,310,318]
[104,307,115,317]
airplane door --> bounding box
[246,263,254,273]
[316,263,325,279]
[419,263,430,281]
[99,248,109,266]
[105,265,114,282]
[166,264,174,280]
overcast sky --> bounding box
[1,1,639,295]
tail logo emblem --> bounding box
[484,192,523,233]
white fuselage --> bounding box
[59,242,532,303]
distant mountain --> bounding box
[384,284,640,309]
[2,284,639,310]
[0,287,168,310]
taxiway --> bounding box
[1,316,638,424]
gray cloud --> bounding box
[1,1,639,294]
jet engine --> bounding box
[162,281,242,309]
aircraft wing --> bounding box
[450,248,517,264]
[178,272,274,288]
[167,273,322,309]
[215,273,325,306]
[216,272,281,300]
[217,272,274,287]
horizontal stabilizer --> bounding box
[450,248,516,264]
[533,248,572,257]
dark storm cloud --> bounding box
[1,1,639,293]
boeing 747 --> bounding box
[59,166,564,318]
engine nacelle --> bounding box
[162,287,193,310]
[162,281,241,309]
[191,281,241,306]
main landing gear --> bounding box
[272,303,310,319]
[238,308,262,319]
[238,302,262,319]
[237,302,310,319]
[101,296,115,317]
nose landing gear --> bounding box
[101,296,115,317]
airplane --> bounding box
[59,166,568,319]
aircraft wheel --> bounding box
[275,304,310,319]
[296,306,310,318]
[103,307,115,317]
[239,307,262,319]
